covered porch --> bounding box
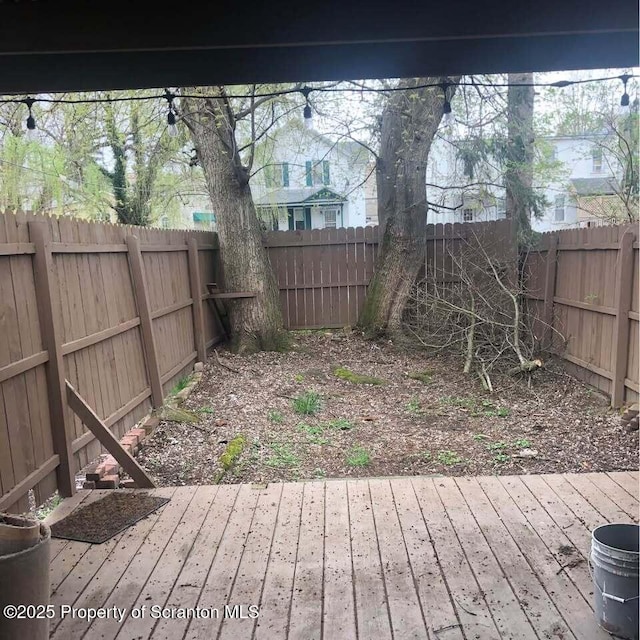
[46,471,639,639]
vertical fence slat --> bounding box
[188,238,206,363]
[29,221,75,499]
[542,235,558,349]
[126,234,163,408]
[611,229,635,407]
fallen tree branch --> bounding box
[214,349,240,374]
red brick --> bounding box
[95,475,119,489]
[121,434,139,448]
[131,428,146,441]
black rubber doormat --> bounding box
[50,492,170,544]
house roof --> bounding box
[571,177,618,196]
[255,187,347,207]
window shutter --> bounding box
[282,163,289,187]
[305,161,313,186]
[287,208,294,231]
[304,207,312,229]
[323,161,330,185]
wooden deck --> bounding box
[46,472,639,640]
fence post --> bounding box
[188,237,206,363]
[125,235,164,408]
[542,234,559,349]
[29,221,75,498]
[611,229,635,408]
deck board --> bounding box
[46,472,639,640]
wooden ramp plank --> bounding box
[455,477,575,640]
[607,471,640,499]
[322,481,357,640]
[584,472,639,519]
[390,478,463,640]
[563,473,635,523]
[369,478,428,640]
[254,483,304,640]
[412,477,501,639]
[499,476,595,606]
[95,486,216,640]
[51,487,179,639]
[520,475,592,558]
[435,477,538,640]
[478,476,610,640]
[288,481,325,640]
[348,478,393,640]
[184,483,261,640]
[218,483,284,640]
[150,484,240,640]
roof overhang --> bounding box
[0,1,637,94]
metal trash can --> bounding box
[0,516,51,640]
[591,523,639,640]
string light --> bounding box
[301,86,313,129]
[164,90,178,137]
[620,74,630,107]
[4,73,635,135]
[24,97,36,138]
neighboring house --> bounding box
[412,133,630,231]
[251,121,369,231]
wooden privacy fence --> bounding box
[523,223,639,407]
[0,212,224,513]
[263,220,515,329]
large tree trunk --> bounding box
[505,73,535,241]
[359,78,458,336]
[182,93,285,353]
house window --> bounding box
[305,160,330,186]
[323,207,338,229]
[554,195,565,222]
[591,148,603,173]
[288,206,311,230]
[462,208,474,222]
[265,162,289,188]
[160,216,169,228]
[550,145,558,161]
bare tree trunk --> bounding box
[505,73,535,241]
[182,93,285,353]
[359,78,458,336]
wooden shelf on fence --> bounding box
[204,288,256,300]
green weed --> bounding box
[292,391,321,415]
[486,441,508,451]
[494,453,510,464]
[297,422,330,445]
[513,438,532,448]
[195,406,215,415]
[219,435,247,471]
[406,397,422,415]
[437,450,464,466]
[325,418,354,431]
[265,443,300,468]
[294,374,305,383]
[473,434,490,441]
[171,375,190,395]
[346,446,371,467]
[268,410,285,424]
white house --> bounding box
[422,133,626,231]
[251,121,369,231]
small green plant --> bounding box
[334,367,385,385]
[171,375,190,395]
[437,450,464,465]
[313,468,327,478]
[292,391,321,415]
[219,435,247,471]
[496,408,511,418]
[268,410,285,424]
[195,406,215,415]
[441,396,510,418]
[422,450,432,460]
[297,422,329,444]
[473,434,490,441]
[346,446,371,467]
[513,438,532,448]
[294,373,305,383]
[408,370,433,384]
[494,453,510,464]
[486,441,508,451]
[266,442,300,468]
[406,397,422,415]
[442,396,476,410]
[326,418,354,431]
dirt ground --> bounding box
[137,331,639,486]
